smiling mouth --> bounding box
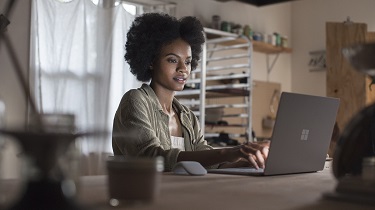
[173,77,187,82]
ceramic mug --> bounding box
[106,156,164,207]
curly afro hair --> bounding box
[125,13,205,82]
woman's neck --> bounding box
[150,82,175,114]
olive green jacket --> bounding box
[112,84,213,171]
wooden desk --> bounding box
[75,162,373,210]
[0,162,372,210]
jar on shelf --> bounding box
[243,25,252,39]
[273,33,281,46]
[211,15,221,30]
[220,21,231,32]
[267,34,277,45]
[253,32,262,41]
[281,36,288,48]
[231,24,242,35]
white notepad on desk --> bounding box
[207,92,340,176]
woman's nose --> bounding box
[177,62,189,73]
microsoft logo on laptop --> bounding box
[300,129,309,140]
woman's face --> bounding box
[151,38,192,92]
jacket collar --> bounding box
[140,83,189,114]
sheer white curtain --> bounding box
[30,0,139,174]
[30,0,176,175]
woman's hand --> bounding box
[221,140,270,169]
[247,140,270,159]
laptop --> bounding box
[207,92,340,176]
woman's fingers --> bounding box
[262,146,269,159]
[240,144,267,168]
[249,155,260,169]
[254,150,265,168]
[240,147,259,169]
[246,142,270,159]
[239,146,266,169]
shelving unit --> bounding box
[176,27,291,144]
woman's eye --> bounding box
[167,58,177,63]
[185,60,191,65]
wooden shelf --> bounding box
[253,40,292,54]
[204,27,292,54]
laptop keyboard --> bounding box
[207,167,265,175]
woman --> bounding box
[112,13,269,171]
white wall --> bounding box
[291,0,375,96]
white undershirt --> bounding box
[171,136,185,151]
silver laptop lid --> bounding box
[264,92,340,175]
